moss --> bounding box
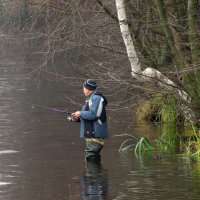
[134,94,163,122]
[134,94,177,123]
[160,97,177,123]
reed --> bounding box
[114,134,138,153]
[155,126,178,153]
[134,137,154,157]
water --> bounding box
[1,39,200,200]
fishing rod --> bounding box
[20,101,72,114]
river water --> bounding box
[1,37,200,200]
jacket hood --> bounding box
[94,91,108,106]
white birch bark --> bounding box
[115,0,141,78]
[115,0,196,122]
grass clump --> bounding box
[134,137,154,157]
[114,134,138,153]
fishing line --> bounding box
[19,101,72,114]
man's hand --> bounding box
[71,111,80,121]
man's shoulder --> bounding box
[91,91,104,100]
[91,91,108,105]
[90,93,101,101]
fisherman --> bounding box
[71,79,108,162]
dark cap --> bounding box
[83,79,97,91]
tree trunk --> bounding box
[187,0,200,100]
[115,0,141,78]
[20,0,29,30]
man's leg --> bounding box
[85,140,103,162]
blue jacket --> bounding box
[79,91,108,138]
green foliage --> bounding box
[134,137,154,158]
[155,96,179,153]
[117,96,200,159]
[116,123,200,160]
[181,125,200,158]
[117,95,180,157]
[159,95,177,123]
[155,126,178,153]
[119,141,136,152]
[114,134,154,156]
[114,134,138,153]
[117,131,178,159]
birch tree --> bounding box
[114,0,200,125]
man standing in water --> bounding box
[71,79,108,162]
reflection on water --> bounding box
[80,161,108,199]
[1,41,200,200]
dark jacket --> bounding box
[79,91,108,138]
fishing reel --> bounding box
[67,115,74,122]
